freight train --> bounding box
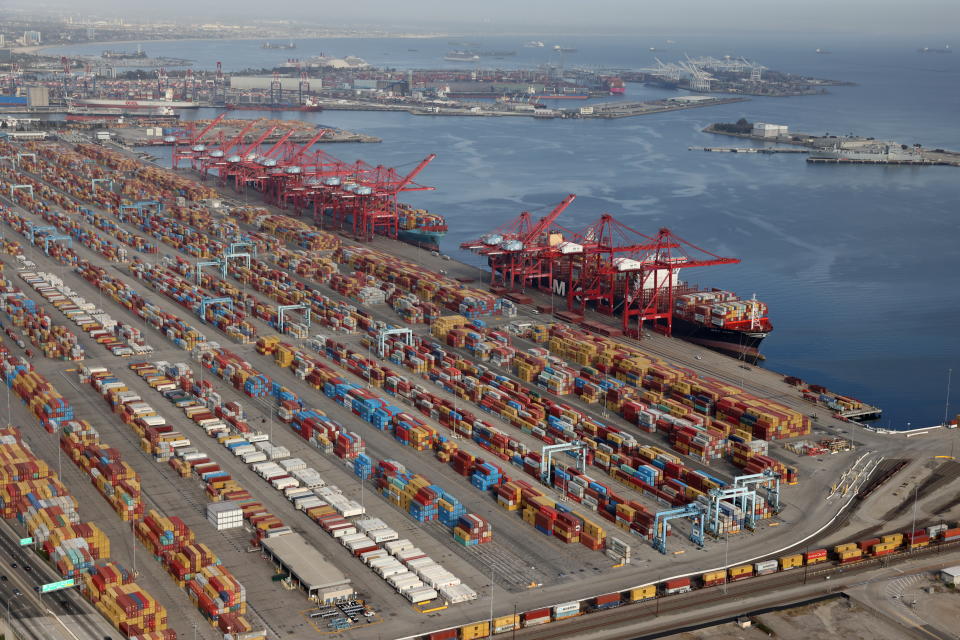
[415,521,960,640]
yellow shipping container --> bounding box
[629,585,657,601]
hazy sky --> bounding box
[17,0,960,35]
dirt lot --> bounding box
[666,596,925,640]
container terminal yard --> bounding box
[0,125,953,640]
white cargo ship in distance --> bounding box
[72,98,200,109]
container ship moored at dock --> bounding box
[671,290,772,360]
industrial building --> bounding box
[940,566,960,586]
[752,122,789,137]
[261,533,354,603]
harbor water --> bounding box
[48,34,960,427]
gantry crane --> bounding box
[171,112,227,169]
[200,118,261,181]
[461,194,577,291]
[325,154,436,241]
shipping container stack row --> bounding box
[0,270,86,360]
[129,261,257,344]
[373,323,779,522]
[71,143,219,202]
[264,327,754,546]
[73,365,274,635]
[121,352,484,610]
[0,415,172,638]
[18,271,153,358]
[337,245,502,318]
[112,357,479,613]
[360,537,477,606]
[78,207,160,254]
[0,207,206,354]
[84,363,290,547]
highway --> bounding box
[0,519,119,640]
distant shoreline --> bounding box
[13,33,451,56]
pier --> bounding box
[689,146,809,154]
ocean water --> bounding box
[49,34,960,426]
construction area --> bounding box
[0,118,954,640]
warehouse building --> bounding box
[941,566,960,586]
[262,533,354,603]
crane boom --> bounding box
[395,154,437,192]
[288,130,329,163]
[238,126,277,156]
[522,193,576,243]
[262,130,294,158]
[191,113,227,143]
[219,118,261,155]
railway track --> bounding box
[512,537,960,640]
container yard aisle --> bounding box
[0,231,519,637]
[0,162,662,577]
[50,366,326,640]
[0,358,209,640]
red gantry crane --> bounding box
[460,194,577,291]
[198,118,261,180]
[171,112,227,169]
[565,216,739,337]
[325,154,436,241]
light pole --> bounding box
[6,591,21,626]
[910,485,919,548]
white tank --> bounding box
[284,165,302,174]
[191,145,206,152]
[227,155,241,163]
[482,234,503,246]
[324,177,341,186]
[500,240,524,251]
[209,150,224,158]
[163,136,177,143]
[260,158,277,167]
[355,186,373,195]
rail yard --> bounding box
[0,123,954,640]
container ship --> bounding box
[66,105,179,122]
[73,98,200,109]
[672,290,772,360]
[608,78,626,94]
[320,204,447,250]
[225,101,322,113]
[397,206,447,249]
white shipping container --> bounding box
[330,525,357,539]
[361,550,388,565]
[232,445,256,457]
[280,457,306,472]
[355,518,388,534]
[242,451,268,464]
[385,539,413,555]
[403,587,438,603]
[377,564,408,579]
[370,529,398,544]
[271,477,299,491]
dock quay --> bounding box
[576,97,747,118]
[704,122,960,166]
[0,128,954,640]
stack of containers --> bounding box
[452,514,492,546]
